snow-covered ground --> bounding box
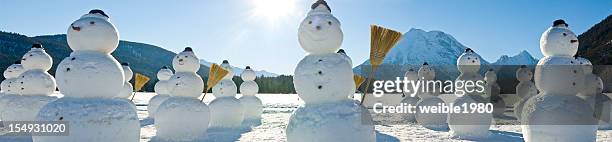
[3,93,612,142]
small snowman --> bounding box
[400,68,419,122]
[513,65,537,121]
[448,48,492,139]
[33,10,140,142]
[286,1,375,141]
[148,66,174,119]
[2,44,58,123]
[575,57,612,129]
[484,69,504,117]
[154,47,210,141]
[116,62,134,99]
[414,63,448,130]
[209,60,245,129]
[0,61,25,120]
[238,66,263,125]
[521,20,597,142]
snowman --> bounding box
[154,47,210,141]
[336,49,352,66]
[414,63,448,130]
[448,48,492,139]
[513,65,537,121]
[521,20,597,142]
[0,61,25,122]
[238,66,263,125]
[400,68,419,122]
[148,66,174,119]
[2,44,59,123]
[484,69,504,117]
[33,10,140,142]
[116,62,134,99]
[209,60,245,128]
[286,1,375,141]
[575,57,612,129]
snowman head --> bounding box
[3,61,24,78]
[67,9,119,54]
[484,69,497,83]
[540,19,578,57]
[404,69,418,81]
[121,62,133,81]
[516,65,533,82]
[298,0,343,54]
[418,62,435,80]
[157,66,174,81]
[457,48,481,73]
[241,66,257,81]
[575,57,593,74]
[21,44,53,71]
[221,60,234,79]
[172,47,200,72]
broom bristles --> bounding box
[206,64,229,90]
[354,74,366,88]
[370,25,403,67]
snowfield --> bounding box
[2,93,612,142]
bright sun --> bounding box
[253,0,297,21]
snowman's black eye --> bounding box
[90,21,95,25]
[328,21,332,25]
[29,54,33,57]
[308,21,312,24]
[563,33,567,36]
[184,56,188,58]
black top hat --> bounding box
[14,60,21,64]
[488,69,494,71]
[89,9,109,18]
[222,60,229,64]
[32,43,43,49]
[246,66,251,69]
[184,47,193,52]
[465,48,473,53]
[121,62,129,66]
[337,49,346,54]
[553,19,568,27]
[520,65,527,68]
[161,66,169,69]
[408,69,414,71]
[423,62,429,65]
[311,0,331,12]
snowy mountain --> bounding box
[492,50,538,65]
[200,60,279,77]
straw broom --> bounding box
[200,63,230,102]
[360,25,403,105]
[354,74,366,89]
[131,73,150,101]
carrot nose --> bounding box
[570,40,578,43]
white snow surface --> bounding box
[3,93,612,142]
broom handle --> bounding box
[200,88,210,102]
[360,67,378,105]
[130,91,136,101]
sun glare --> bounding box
[253,0,297,21]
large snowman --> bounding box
[33,10,140,142]
[238,66,263,125]
[400,68,419,122]
[148,66,174,119]
[484,69,504,117]
[448,48,492,139]
[414,63,448,130]
[513,65,537,121]
[209,60,245,128]
[154,47,210,141]
[286,1,375,141]
[2,44,58,123]
[575,57,612,129]
[521,20,597,142]
[0,61,24,120]
[116,62,134,99]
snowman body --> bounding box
[448,49,492,139]
[400,69,419,122]
[574,57,612,129]
[286,2,375,142]
[209,61,245,128]
[116,64,134,99]
[3,46,58,122]
[155,48,210,141]
[148,67,173,119]
[521,21,597,142]
[0,63,25,120]
[484,70,504,117]
[513,66,537,121]
[414,65,448,130]
[33,11,139,142]
[238,67,263,125]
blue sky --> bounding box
[1,0,610,75]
